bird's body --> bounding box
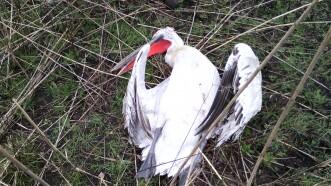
[123,42,220,177]
[112,27,262,184]
[144,45,220,176]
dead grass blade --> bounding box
[205,0,318,55]
[198,149,227,186]
[0,145,50,186]
[12,99,112,184]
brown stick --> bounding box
[12,99,112,184]
[12,99,76,167]
[0,145,50,186]
[246,25,331,186]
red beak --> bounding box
[112,39,171,75]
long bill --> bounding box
[111,35,171,75]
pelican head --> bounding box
[151,27,184,51]
[111,27,183,75]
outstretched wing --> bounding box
[196,43,262,146]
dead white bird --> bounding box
[112,27,262,184]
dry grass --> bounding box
[0,0,330,185]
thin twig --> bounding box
[205,0,318,55]
[198,149,227,186]
[0,145,50,186]
[12,99,75,167]
[246,25,331,186]
[277,139,318,162]
[12,99,112,184]
[185,2,197,44]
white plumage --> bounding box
[112,27,262,184]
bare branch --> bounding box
[0,145,50,186]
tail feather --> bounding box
[136,127,163,179]
[136,151,156,179]
[178,167,190,186]
[178,139,207,185]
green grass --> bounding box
[0,0,330,185]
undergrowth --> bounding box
[0,0,330,185]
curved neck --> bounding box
[133,52,148,93]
